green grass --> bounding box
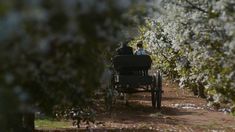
[35,118,74,129]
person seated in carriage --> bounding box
[116,40,133,55]
[134,41,149,55]
[115,40,134,75]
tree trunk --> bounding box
[198,83,206,98]
[23,112,35,132]
[192,86,198,96]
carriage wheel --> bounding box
[151,76,157,108]
[156,71,162,109]
[151,71,162,109]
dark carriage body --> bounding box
[110,55,163,109]
[112,55,153,90]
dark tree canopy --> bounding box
[0,0,148,131]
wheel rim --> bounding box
[156,71,162,109]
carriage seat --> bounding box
[113,55,152,76]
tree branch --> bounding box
[185,0,207,13]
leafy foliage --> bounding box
[141,0,235,113]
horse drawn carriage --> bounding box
[108,55,163,109]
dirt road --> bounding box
[93,80,235,131]
[37,80,235,132]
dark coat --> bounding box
[116,45,133,55]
